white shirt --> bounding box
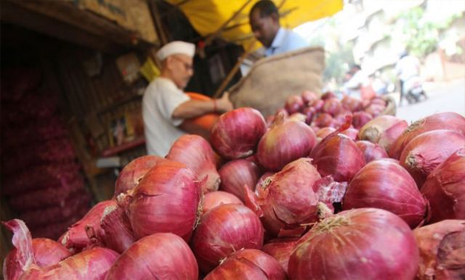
[142,77,190,156]
[395,56,420,82]
[264,27,308,57]
[343,70,369,100]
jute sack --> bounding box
[229,46,325,117]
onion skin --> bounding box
[167,134,220,193]
[358,115,407,144]
[311,132,366,183]
[390,112,465,159]
[259,158,322,237]
[342,96,364,113]
[219,159,261,202]
[301,90,318,105]
[302,107,316,125]
[378,119,409,153]
[288,208,419,280]
[322,98,343,116]
[204,249,286,280]
[126,160,200,242]
[257,114,317,171]
[105,233,198,280]
[421,149,465,223]
[262,238,299,274]
[285,95,304,114]
[413,220,465,280]
[114,155,164,196]
[202,191,243,215]
[352,111,373,129]
[356,140,389,163]
[315,127,336,141]
[191,204,264,274]
[100,205,135,254]
[59,200,116,252]
[340,127,359,141]
[343,159,428,228]
[313,112,333,127]
[399,130,465,187]
[210,108,267,159]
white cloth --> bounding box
[343,70,369,100]
[395,55,420,82]
[264,27,308,57]
[156,41,195,61]
[142,77,190,156]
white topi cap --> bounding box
[156,41,196,61]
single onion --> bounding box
[413,220,465,280]
[3,219,119,280]
[204,249,286,280]
[255,172,274,198]
[301,90,318,105]
[302,106,316,125]
[312,113,333,127]
[288,207,419,280]
[284,95,304,114]
[370,97,387,106]
[399,129,465,187]
[262,238,299,274]
[59,200,116,252]
[389,112,465,159]
[364,103,386,117]
[219,159,261,202]
[191,204,264,274]
[125,159,201,242]
[340,127,358,141]
[421,148,465,223]
[311,117,366,182]
[343,159,428,228]
[105,233,198,280]
[202,191,243,215]
[358,115,407,144]
[356,140,389,163]
[167,134,220,193]
[321,91,337,100]
[315,127,336,141]
[342,95,363,112]
[287,113,306,123]
[257,113,317,171]
[257,158,322,237]
[114,155,164,196]
[100,204,135,254]
[352,111,373,129]
[210,107,267,159]
[322,98,343,116]
[378,119,409,153]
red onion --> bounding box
[358,115,407,144]
[340,127,358,141]
[342,95,363,112]
[114,155,164,196]
[202,191,243,215]
[370,96,387,106]
[3,219,118,280]
[59,200,116,252]
[262,238,299,274]
[287,112,307,122]
[256,158,322,237]
[289,207,419,280]
[352,111,373,129]
[219,159,261,202]
[321,91,337,100]
[100,204,135,254]
[257,113,316,171]
[105,233,198,280]
[413,220,465,280]
[356,140,389,163]
[322,98,343,116]
[125,159,200,242]
[255,171,274,198]
[204,249,286,280]
[399,129,465,187]
[312,112,333,127]
[364,103,386,117]
[311,117,366,182]
[210,108,267,159]
[390,112,465,159]
[378,118,409,153]
[421,148,465,223]
[167,134,220,193]
[284,95,304,114]
[315,127,336,141]
[343,159,428,228]
[301,90,318,105]
[302,106,316,125]
[311,99,324,112]
[191,204,264,274]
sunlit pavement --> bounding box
[387,78,465,123]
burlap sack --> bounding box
[229,46,325,117]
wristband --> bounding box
[213,99,218,113]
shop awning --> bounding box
[164,0,343,48]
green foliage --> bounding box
[323,42,354,84]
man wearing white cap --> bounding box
[142,41,233,156]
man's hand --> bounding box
[216,91,234,113]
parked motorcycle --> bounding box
[403,76,427,104]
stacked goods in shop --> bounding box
[1,67,91,240]
[3,90,465,279]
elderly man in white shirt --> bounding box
[249,0,308,57]
[142,41,233,156]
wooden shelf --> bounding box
[101,136,146,157]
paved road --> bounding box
[391,78,465,123]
